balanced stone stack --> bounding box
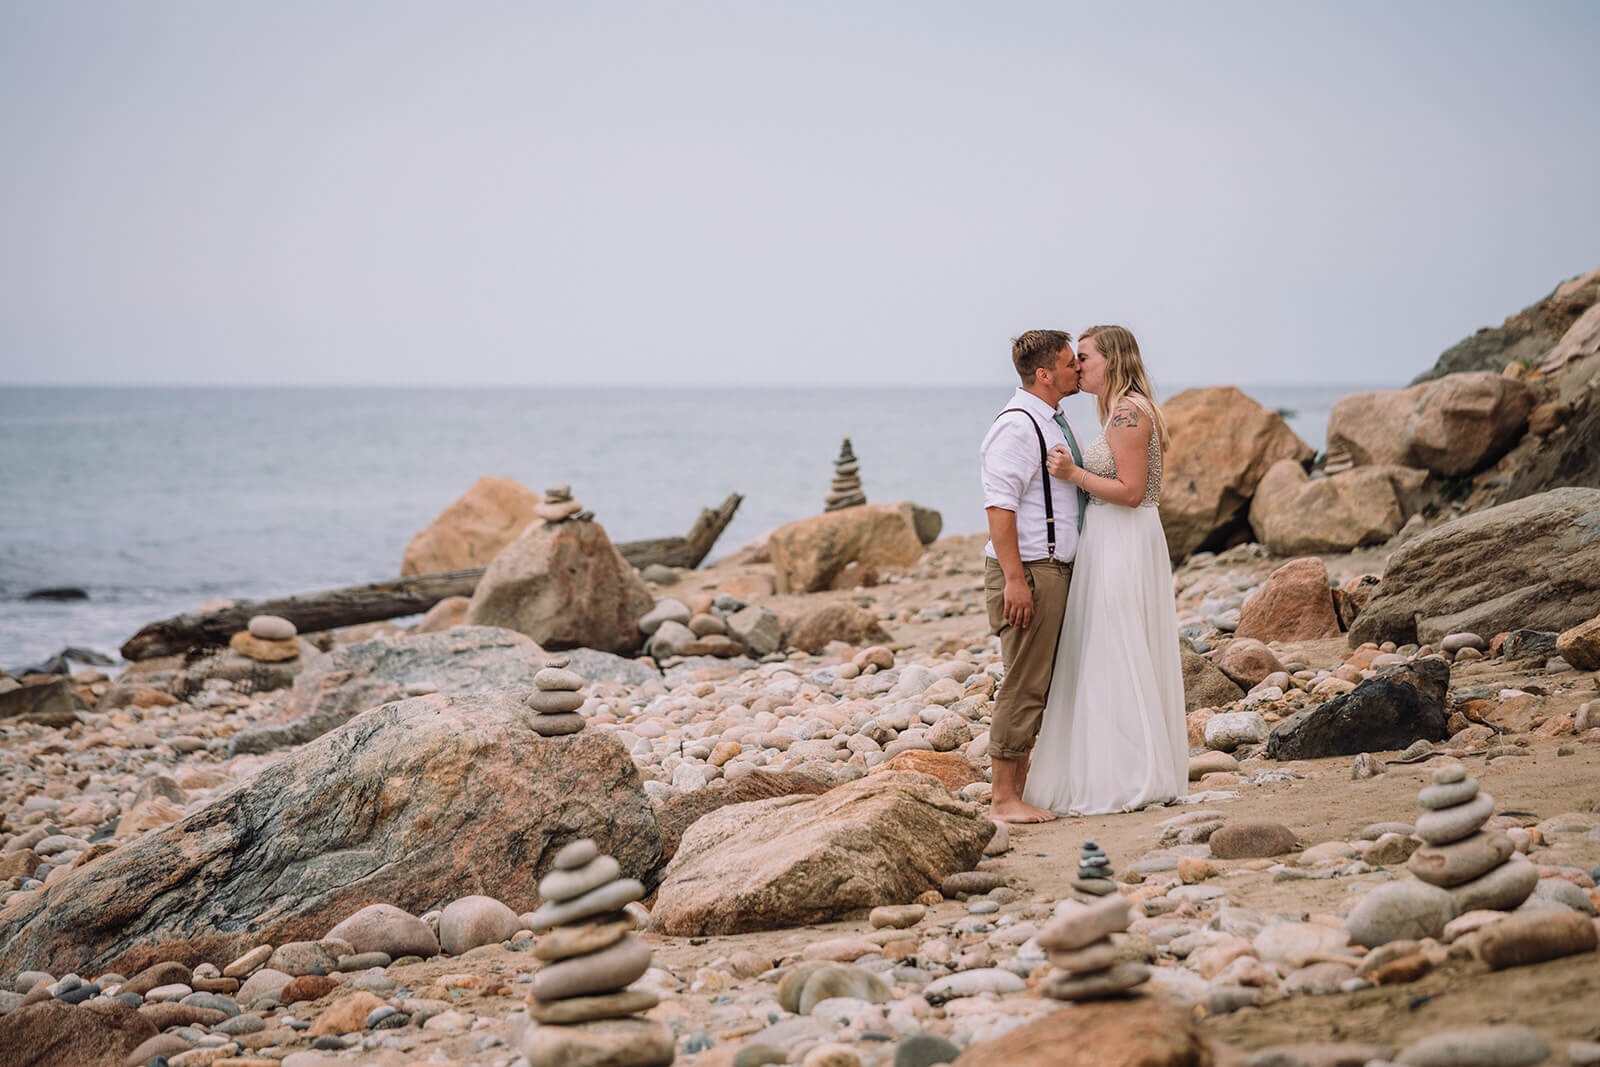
[1407,764,1537,911]
[535,483,591,523]
[1036,892,1150,1001]
[228,613,300,662]
[521,840,672,1065]
[823,438,867,511]
[1072,840,1116,896]
[525,657,587,737]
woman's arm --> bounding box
[1047,400,1151,508]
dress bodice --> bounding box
[1083,397,1163,508]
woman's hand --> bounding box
[1046,445,1078,483]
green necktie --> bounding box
[1053,413,1088,533]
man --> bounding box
[979,329,1086,823]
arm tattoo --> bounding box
[1109,404,1142,430]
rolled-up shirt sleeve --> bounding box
[981,417,1037,512]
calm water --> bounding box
[0,383,1374,669]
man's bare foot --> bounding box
[990,799,1058,823]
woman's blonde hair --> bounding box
[1080,324,1169,450]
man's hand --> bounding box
[1003,574,1034,629]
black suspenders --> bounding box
[996,408,1055,558]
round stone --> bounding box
[529,988,660,1024]
[1477,908,1598,969]
[1208,822,1297,859]
[534,916,633,963]
[1418,777,1480,810]
[554,840,599,870]
[530,933,651,1001]
[1432,764,1467,785]
[1406,831,1515,887]
[1040,961,1150,1000]
[1346,881,1458,948]
[247,615,297,641]
[526,878,645,931]
[535,668,584,692]
[530,713,586,736]
[1448,857,1539,912]
[527,690,584,714]
[1415,792,1495,845]
[517,1016,676,1067]
[438,895,522,955]
[539,855,622,904]
[1395,1025,1548,1066]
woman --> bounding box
[1021,325,1188,815]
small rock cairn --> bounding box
[229,613,300,663]
[1406,763,1536,910]
[526,657,587,737]
[1072,840,1115,896]
[525,840,660,1027]
[535,483,591,523]
[823,438,866,511]
[1036,891,1150,1001]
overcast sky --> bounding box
[2,2,1597,388]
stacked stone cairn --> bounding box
[1072,839,1115,896]
[229,613,300,663]
[823,437,866,511]
[535,483,592,523]
[1406,763,1537,911]
[525,657,587,737]
[1036,891,1150,1000]
[521,840,672,1064]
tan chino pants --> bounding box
[985,557,1072,762]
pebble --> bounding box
[526,878,646,930]
[1449,857,1539,912]
[439,894,521,954]
[922,968,1026,1003]
[869,904,926,929]
[1346,881,1458,947]
[1395,1025,1549,1065]
[1037,894,1132,952]
[1477,909,1598,969]
[531,932,652,1001]
[554,838,601,870]
[539,855,622,902]
[247,615,297,641]
[1414,793,1496,845]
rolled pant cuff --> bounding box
[990,746,1034,763]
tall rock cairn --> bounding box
[1407,764,1536,911]
[525,657,587,737]
[823,437,867,512]
[526,840,659,1023]
[1036,892,1150,1001]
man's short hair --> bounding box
[1012,329,1073,385]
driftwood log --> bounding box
[120,493,743,661]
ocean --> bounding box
[0,383,1381,671]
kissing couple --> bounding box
[979,326,1188,823]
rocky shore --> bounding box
[2,267,1599,1067]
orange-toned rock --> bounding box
[1213,638,1285,690]
[1249,461,1425,556]
[1327,371,1534,477]
[280,975,341,1005]
[950,993,1212,1066]
[1236,558,1342,643]
[871,750,984,792]
[309,991,388,1036]
[786,603,891,654]
[415,595,471,634]
[401,476,541,576]
[228,632,300,663]
[769,504,924,594]
[1159,386,1315,561]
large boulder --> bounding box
[1348,487,1600,646]
[401,476,541,576]
[768,505,924,594]
[1412,265,1600,382]
[1265,659,1450,761]
[228,626,545,754]
[0,693,663,977]
[0,678,88,726]
[0,999,158,1067]
[1235,557,1341,643]
[1497,367,1600,504]
[1160,387,1316,561]
[785,602,893,654]
[467,518,654,653]
[1248,461,1427,555]
[1181,648,1245,712]
[950,994,1212,1066]
[654,770,830,862]
[649,772,993,936]
[1326,372,1533,477]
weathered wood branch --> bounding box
[120,493,744,660]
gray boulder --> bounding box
[228,626,544,754]
[0,693,663,978]
[1348,487,1600,646]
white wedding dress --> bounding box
[1022,400,1188,816]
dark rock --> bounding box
[0,693,663,978]
[0,679,87,727]
[1348,488,1600,647]
[1500,629,1558,660]
[1496,385,1600,504]
[0,998,157,1067]
[23,587,89,601]
[1266,659,1450,761]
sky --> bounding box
[2,2,1597,388]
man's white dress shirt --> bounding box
[980,387,1081,564]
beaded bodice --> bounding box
[1083,398,1163,508]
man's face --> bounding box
[1040,345,1080,400]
